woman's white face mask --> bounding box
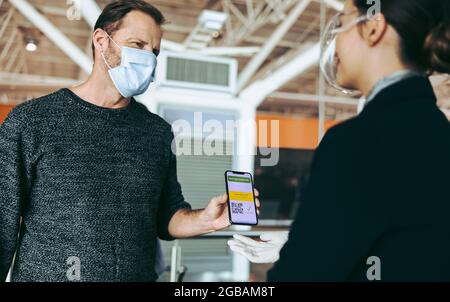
[319,11,369,95]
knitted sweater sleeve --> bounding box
[0,109,32,281]
[156,130,192,241]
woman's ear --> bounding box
[364,13,388,47]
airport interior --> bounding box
[0,0,449,283]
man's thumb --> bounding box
[213,194,228,205]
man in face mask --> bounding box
[0,0,259,282]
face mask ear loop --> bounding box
[100,30,122,70]
[100,51,113,70]
[104,31,122,50]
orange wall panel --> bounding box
[256,114,341,150]
[0,105,14,124]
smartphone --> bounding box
[225,170,258,226]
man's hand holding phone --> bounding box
[174,171,260,238]
[200,189,260,231]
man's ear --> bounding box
[92,29,109,53]
[364,13,388,47]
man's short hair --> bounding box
[91,0,165,59]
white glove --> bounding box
[227,232,289,264]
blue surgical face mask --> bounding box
[101,32,157,98]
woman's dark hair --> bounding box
[92,0,165,58]
[353,0,450,74]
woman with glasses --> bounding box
[229,0,450,281]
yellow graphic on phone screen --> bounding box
[228,191,253,202]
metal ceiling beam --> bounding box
[323,0,345,11]
[0,6,15,39]
[35,4,68,16]
[12,54,26,73]
[197,46,260,57]
[0,27,17,66]
[73,0,201,53]
[237,0,311,91]
[239,0,344,106]
[240,43,321,107]
[158,24,302,49]
[4,6,28,75]
[9,0,93,73]
[0,72,79,87]
[74,0,260,57]
[4,45,21,72]
[39,1,188,53]
[269,92,358,105]
[73,0,101,28]
[222,0,297,47]
[250,41,316,80]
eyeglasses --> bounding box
[330,9,370,35]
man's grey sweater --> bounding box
[0,88,191,282]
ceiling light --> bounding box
[25,38,38,52]
[199,10,228,31]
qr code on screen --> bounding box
[232,203,243,214]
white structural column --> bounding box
[232,102,257,281]
[237,0,311,91]
[9,0,93,73]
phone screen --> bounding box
[225,171,258,225]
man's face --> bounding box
[103,10,163,69]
